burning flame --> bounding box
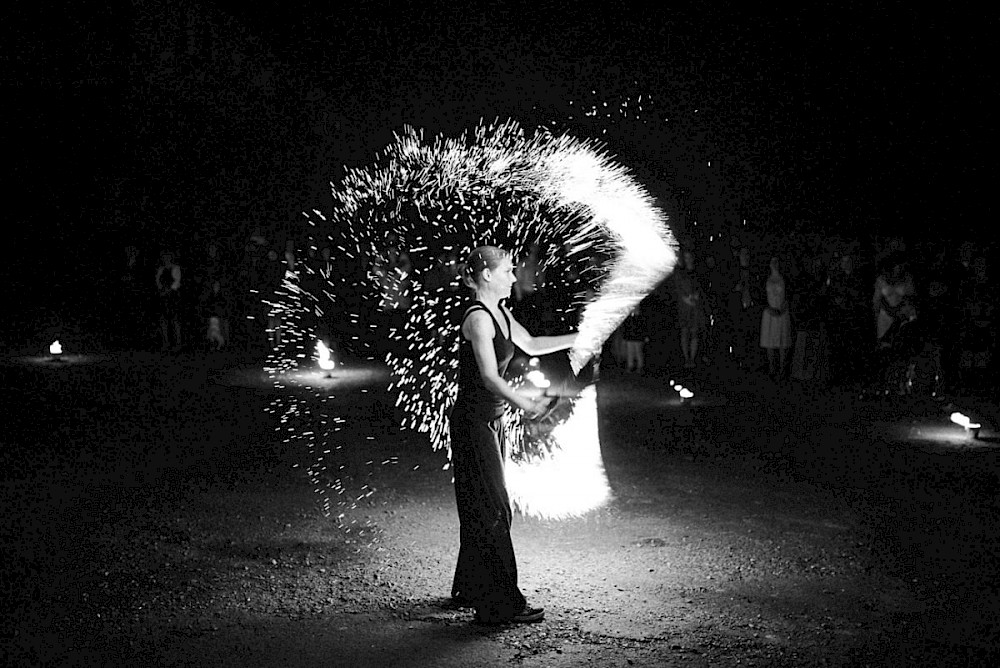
[49,340,62,355]
[950,412,981,430]
[316,340,336,371]
[524,356,550,389]
[506,385,611,519]
[525,370,550,389]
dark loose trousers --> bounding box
[449,406,526,622]
[449,300,524,622]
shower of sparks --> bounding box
[265,117,676,519]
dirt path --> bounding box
[3,353,999,666]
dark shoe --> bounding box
[512,605,544,623]
[474,605,545,625]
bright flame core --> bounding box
[506,385,611,519]
[525,370,551,389]
[316,340,336,371]
[950,412,981,430]
[49,341,62,355]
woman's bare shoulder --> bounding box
[462,308,495,337]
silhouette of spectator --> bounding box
[155,251,183,351]
[121,245,146,349]
[673,250,707,368]
[300,244,344,360]
[514,242,544,300]
[957,255,995,389]
[760,256,792,379]
[320,246,333,275]
[726,246,755,369]
[234,237,267,351]
[790,254,829,382]
[513,242,546,330]
[702,252,728,364]
[870,253,918,394]
[372,234,413,339]
[426,251,460,295]
[203,241,223,284]
[711,240,740,363]
[923,245,967,391]
[620,300,649,373]
[200,279,230,350]
[873,253,915,346]
[827,253,867,384]
[264,247,288,348]
[284,239,297,274]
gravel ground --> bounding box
[2,351,999,667]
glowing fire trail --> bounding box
[264,118,676,520]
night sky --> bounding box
[5,1,994,318]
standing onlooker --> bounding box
[702,253,728,364]
[372,234,413,341]
[727,246,755,368]
[283,239,297,274]
[957,255,995,390]
[264,247,287,348]
[790,255,829,382]
[712,240,740,365]
[513,242,544,302]
[121,245,147,349]
[513,242,546,331]
[155,251,183,351]
[200,279,230,350]
[234,237,266,351]
[871,253,919,394]
[673,250,707,369]
[827,252,867,385]
[425,251,457,294]
[203,241,223,285]
[620,299,649,374]
[923,245,967,391]
[760,256,792,379]
[873,253,915,346]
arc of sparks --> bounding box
[267,118,677,519]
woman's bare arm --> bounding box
[502,304,577,356]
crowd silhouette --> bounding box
[29,227,992,399]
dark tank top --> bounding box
[454,300,515,419]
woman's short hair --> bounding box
[460,246,508,290]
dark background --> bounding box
[4,1,993,342]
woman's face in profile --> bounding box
[493,256,517,293]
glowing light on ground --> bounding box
[506,385,610,519]
[949,412,981,431]
[49,341,62,355]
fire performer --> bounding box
[449,246,577,625]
